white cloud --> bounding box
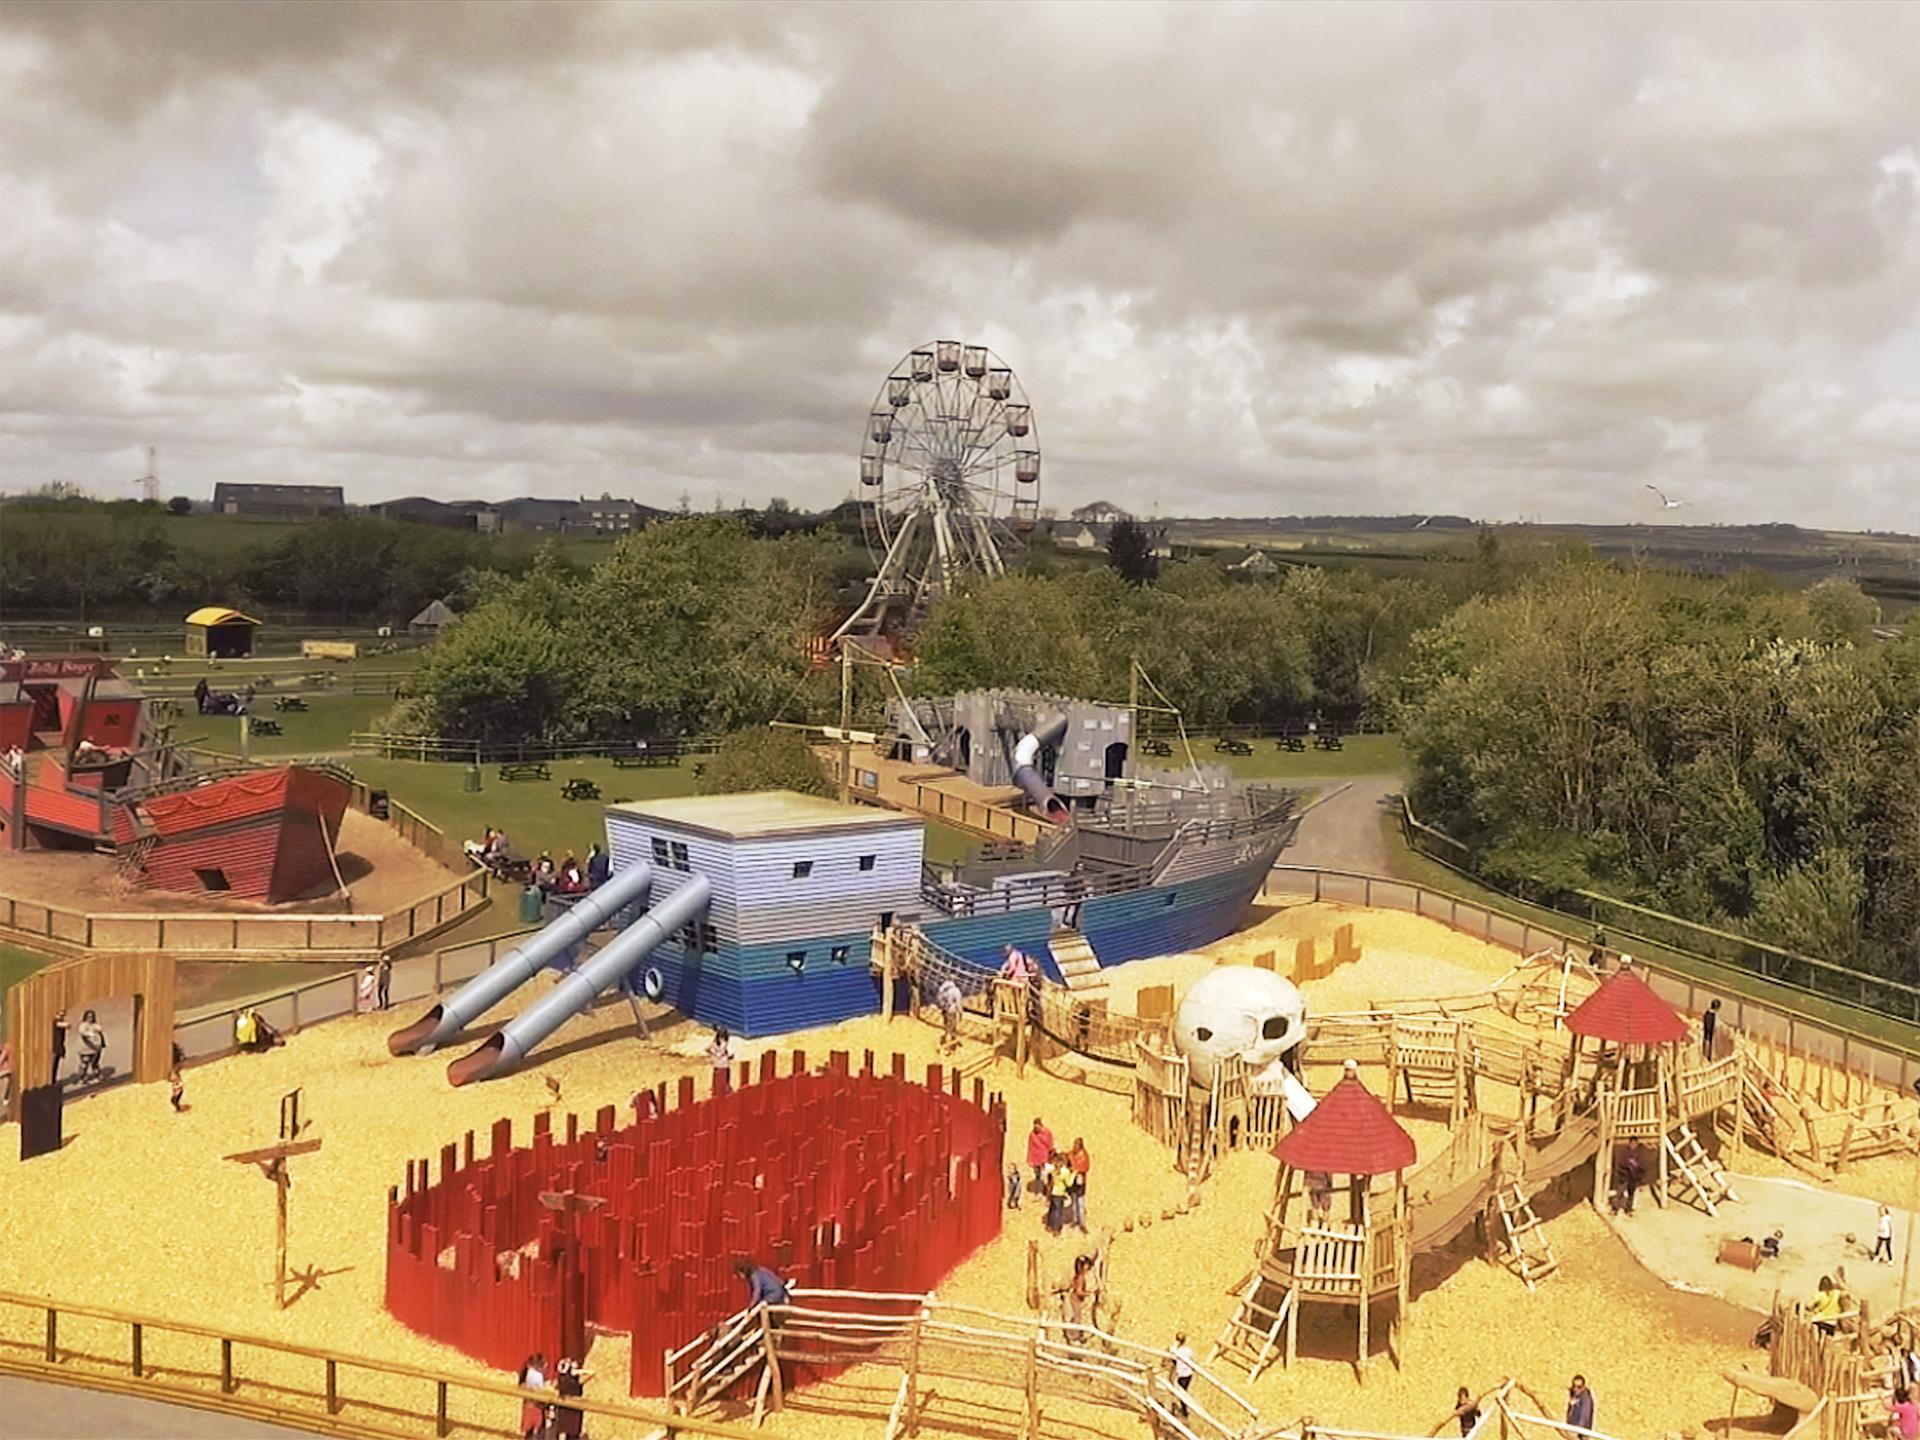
[0,1,1916,529]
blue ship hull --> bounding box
[643,817,1288,1038]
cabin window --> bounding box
[858,854,876,872]
[1163,892,1177,907]
[832,945,851,964]
[651,837,670,866]
[669,841,689,872]
[792,860,813,879]
[194,867,231,892]
[786,951,807,973]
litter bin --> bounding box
[520,885,545,925]
[463,763,482,794]
[368,788,391,820]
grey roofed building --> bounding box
[409,598,458,633]
[211,482,345,519]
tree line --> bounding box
[378,510,1914,983]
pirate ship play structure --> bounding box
[0,655,351,904]
[392,697,1299,1080]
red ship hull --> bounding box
[112,766,352,904]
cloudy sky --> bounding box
[2,2,1918,529]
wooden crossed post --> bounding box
[539,1188,606,1362]
[224,1136,324,1309]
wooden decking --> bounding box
[819,746,1060,845]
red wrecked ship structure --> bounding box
[0,655,350,904]
[385,1049,1006,1395]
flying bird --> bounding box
[1645,484,1687,511]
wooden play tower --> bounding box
[1213,1060,1416,1382]
[1569,963,1740,1215]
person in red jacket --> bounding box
[1026,1116,1054,1195]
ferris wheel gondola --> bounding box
[831,341,1041,642]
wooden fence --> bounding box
[0,1289,764,1440]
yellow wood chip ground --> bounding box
[1,899,1910,1440]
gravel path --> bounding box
[1,1373,317,1438]
[1283,774,1402,874]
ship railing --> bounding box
[918,861,1156,917]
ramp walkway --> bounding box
[820,746,1058,845]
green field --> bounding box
[186,691,399,759]
[1,942,56,1004]
[1168,732,1405,780]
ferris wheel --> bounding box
[831,341,1041,641]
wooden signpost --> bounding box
[225,1135,324,1309]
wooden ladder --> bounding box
[1050,928,1109,997]
[1209,1272,1294,1380]
[1663,1122,1736,1214]
[1494,1183,1558,1290]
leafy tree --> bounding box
[166,496,192,516]
[411,605,578,742]
[696,726,832,797]
[1106,519,1159,585]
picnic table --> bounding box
[498,761,552,782]
[1314,733,1344,751]
[274,696,309,713]
[1276,734,1306,752]
[1213,737,1253,757]
[612,742,681,768]
[561,777,601,801]
[249,718,283,737]
[1141,738,1173,757]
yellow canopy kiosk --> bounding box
[184,607,261,659]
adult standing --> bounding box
[1068,1137,1091,1232]
[51,1010,68,1084]
[1170,1332,1195,1418]
[75,1009,106,1085]
[1873,1206,1896,1264]
[1026,1116,1055,1195]
[586,842,610,890]
[1702,999,1721,1059]
[550,1357,589,1440]
[936,977,964,1051]
[1046,1151,1073,1236]
[376,956,393,1012]
[1565,1375,1595,1433]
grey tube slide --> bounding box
[1011,714,1071,823]
[447,873,711,1086]
[387,860,655,1056]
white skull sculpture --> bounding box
[1171,966,1308,1084]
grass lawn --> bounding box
[1372,811,1920,1057]
[184,691,398,758]
[1168,732,1405,780]
[1,941,58,1005]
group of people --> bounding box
[1017,1117,1090,1235]
[233,1007,284,1053]
[47,1008,109,1087]
[355,958,394,1013]
[533,845,606,897]
[514,1353,590,1439]
[1442,1375,1596,1435]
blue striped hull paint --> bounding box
[641,930,882,1038]
[645,832,1282,1039]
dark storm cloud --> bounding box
[0,1,1916,527]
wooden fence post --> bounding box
[905,1308,925,1435]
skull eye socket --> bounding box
[1195,1026,1213,1042]
[1261,1016,1288,1041]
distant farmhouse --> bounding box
[372,496,497,531]
[211,482,344,519]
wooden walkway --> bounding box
[820,747,1060,845]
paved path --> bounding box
[1281,774,1401,875]
[1,1373,318,1438]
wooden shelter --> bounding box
[1213,1059,1416,1381]
[184,606,260,659]
[3,951,177,1120]
[1569,962,1738,1213]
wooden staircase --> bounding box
[1210,1269,1294,1380]
[1662,1122,1736,1214]
[1050,928,1108,998]
[1493,1183,1558,1291]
